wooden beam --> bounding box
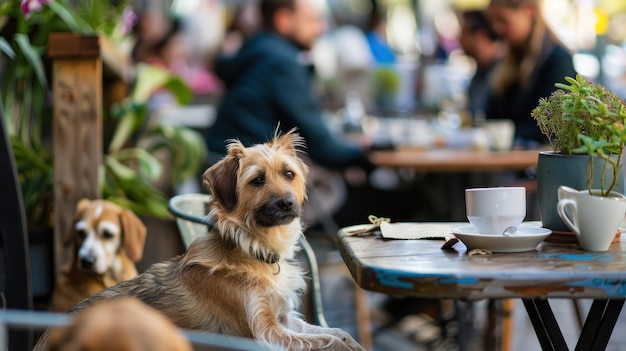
[47,33,99,59]
[50,57,102,275]
[51,58,103,274]
[48,32,132,278]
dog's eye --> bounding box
[77,229,87,240]
[102,230,114,239]
[284,170,295,180]
[251,176,265,186]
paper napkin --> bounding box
[379,222,455,241]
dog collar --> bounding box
[222,235,280,265]
[259,252,280,265]
[252,249,281,275]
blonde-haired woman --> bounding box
[486,0,576,146]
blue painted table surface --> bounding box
[336,223,626,300]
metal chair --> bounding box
[167,193,329,328]
[0,96,34,350]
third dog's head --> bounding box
[203,130,309,229]
[72,199,147,275]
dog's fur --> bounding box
[48,297,192,351]
[49,199,147,312]
[35,131,365,351]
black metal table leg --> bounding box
[575,299,625,351]
[523,298,569,351]
[455,300,469,351]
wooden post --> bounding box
[48,33,103,276]
[48,33,131,278]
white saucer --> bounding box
[451,226,552,253]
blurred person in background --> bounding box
[147,19,221,96]
[486,0,576,147]
[220,2,261,56]
[131,9,170,64]
[132,11,221,97]
[458,9,504,122]
[204,0,373,170]
[365,0,395,66]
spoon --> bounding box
[502,226,517,236]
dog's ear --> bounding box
[272,130,309,181]
[76,198,91,214]
[203,142,243,212]
[203,157,239,212]
[119,209,147,262]
[295,154,310,182]
[272,129,305,157]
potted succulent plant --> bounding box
[531,74,626,232]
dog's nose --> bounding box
[276,196,295,211]
[80,256,96,270]
[255,194,300,226]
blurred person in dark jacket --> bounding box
[458,9,504,122]
[205,0,372,170]
[486,0,576,146]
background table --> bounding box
[335,223,626,350]
[369,148,543,172]
[366,148,546,222]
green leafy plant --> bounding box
[0,0,131,128]
[1,1,207,226]
[532,74,626,196]
[103,64,206,218]
[0,0,95,228]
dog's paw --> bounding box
[320,336,363,351]
[342,335,366,351]
[326,328,366,351]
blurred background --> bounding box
[3,0,626,350]
[131,0,626,110]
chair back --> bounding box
[168,193,214,248]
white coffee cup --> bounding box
[557,186,626,251]
[465,187,526,234]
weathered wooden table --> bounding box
[336,223,626,350]
[369,148,543,172]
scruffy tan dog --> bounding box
[48,297,192,351]
[49,199,147,312]
[35,130,365,351]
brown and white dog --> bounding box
[35,131,365,351]
[49,199,147,312]
[48,298,192,351]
